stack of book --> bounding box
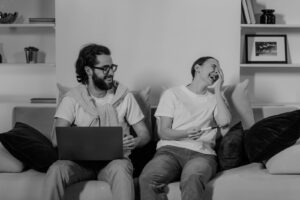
[30,98,56,104]
[29,18,55,23]
[242,0,256,24]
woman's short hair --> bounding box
[191,56,215,78]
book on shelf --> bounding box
[242,0,251,24]
[30,98,56,104]
[246,0,256,24]
[241,4,246,24]
[29,18,55,23]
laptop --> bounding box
[56,127,123,161]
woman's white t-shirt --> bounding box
[155,85,218,155]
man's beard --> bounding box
[92,72,113,90]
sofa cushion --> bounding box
[0,170,113,200]
[204,163,300,200]
[265,143,300,174]
[244,110,300,162]
[217,122,247,171]
[0,142,24,172]
[0,122,58,172]
[13,106,56,140]
[0,169,44,200]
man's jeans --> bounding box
[139,145,217,200]
[44,159,134,200]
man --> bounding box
[45,43,150,200]
[139,56,231,200]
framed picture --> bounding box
[245,34,287,63]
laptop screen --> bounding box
[56,127,123,161]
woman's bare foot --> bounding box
[231,79,255,130]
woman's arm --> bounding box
[214,66,231,133]
[157,116,199,140]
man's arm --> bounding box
[55,117,72,127]
[123,120,150,151]
[132,120,151,148]
[51,118,72,147]
[122,93,151,150]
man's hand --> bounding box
[123,134,136,151]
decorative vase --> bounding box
[260,9,276,24]
[24,46,39,63]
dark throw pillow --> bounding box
[217,122,248,171]
[0,122,57,172]
[244,110,300,162]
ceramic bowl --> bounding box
[0,12,18,24]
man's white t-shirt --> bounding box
[155,85,218,155]
[55,92,144,132]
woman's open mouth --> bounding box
[209,72,219,82]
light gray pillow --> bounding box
[0,142,24,172]
[266,143,300,174]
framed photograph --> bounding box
[245,34,287,63]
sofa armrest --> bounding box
[12,106,56,139]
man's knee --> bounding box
[47,160,74,178]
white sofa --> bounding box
[0,105,299,200]
[167,106,300,200]
[0,106,113,200]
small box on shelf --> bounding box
[29,18,55,23]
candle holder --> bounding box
[260,9,276,24]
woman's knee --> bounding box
[139,168,152,185]
[181,158,216,186]
[106,159,133,175]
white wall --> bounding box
[56,0,241,91]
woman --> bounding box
[139,56,231,200]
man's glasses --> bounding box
[91,64,118,74]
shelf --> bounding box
[240,63,300,68]
[252,102,300,108]
[0,23,55,28]
[241,24,300,29]
[0,95,56,106]
[0,63,55,67]
[0,101,56,107]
